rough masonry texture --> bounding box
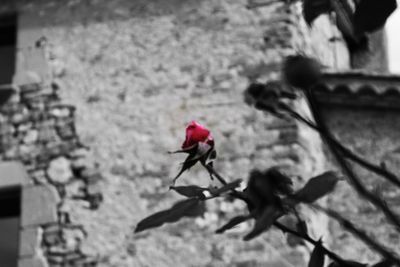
[0,0,363,266]
[0,83,102,266]
[313,73,400,263]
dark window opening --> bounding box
[0,186,21,267]
[0,13,17,85]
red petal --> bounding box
[182,121,213,149]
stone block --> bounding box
[0,161,30,187]
[18,255,48,267]
[47,157,73,184]
[63,228,86,250]
[56,123,76,140]
[43,225,62,246]
[65,180,86,198]
[30,169,48,184]
[19,227,42,257]
[21,185,60,227]
[24,129,39,144]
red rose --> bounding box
[170,121,216,184]
[182,121,214,149]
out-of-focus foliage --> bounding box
[302,0,397,51]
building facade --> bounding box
[0,0,397,266]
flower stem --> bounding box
[302,88,400,232]
[279,102,400,189]
[203,162,355,267]
[273,222,355,267]
[203,162,228,185]
[311,203,400,265]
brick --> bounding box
[21,185,60,227]
[19,227,42,257]
[18,256,48,267]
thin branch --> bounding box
[204,163,357,267]
[203,163,252,205]
[303,88,400,231]
[279,102,400,189]
[203,163,228,185]
[273,221,355,267]
[312,204,400,266]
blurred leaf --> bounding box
[296,219,309,237]
[170,185,208,199]
[244,82,296,118]
[245,83,266,101]
[185,200,206,217]
[242,186,264,213]
[283,55,322,89]
[330,0,368,51]
[294,171,340,203]
[245,168,293,210]
[308,240,325,267]
[135,198,202,233]
[328,261,367,267]
[284,215,307,247]
[354,0,397,33]
[303,0,330,25]
[267,167,294,196]
[246,170,275,204]
[243,205,283,241]
[216,214,252,234]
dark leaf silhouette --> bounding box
[211,179,242,196]
[245,83,266,101]
[266,167,294,196]
[328,261,367,267]
[330,0,367,51]
[216,214,252,234]
[285,216,308,246]
[283,55,322,89]
[371,259,394,267]
[308,240,325,267]
[170,180,241,199]
[135,198,202,233]
[296,219,309,237]
[243,205,283,241]
[303,0,330,25]
[294,171,340,203]
[354,0,397,33]
[245,168,293,209]
[170,185,208,199]
[244,82,296,118]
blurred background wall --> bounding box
[0,0,397,266]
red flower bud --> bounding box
[182,121,214,149]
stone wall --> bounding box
[0,83,102,267]
[0,0,354,266]
[321,105,400,263]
